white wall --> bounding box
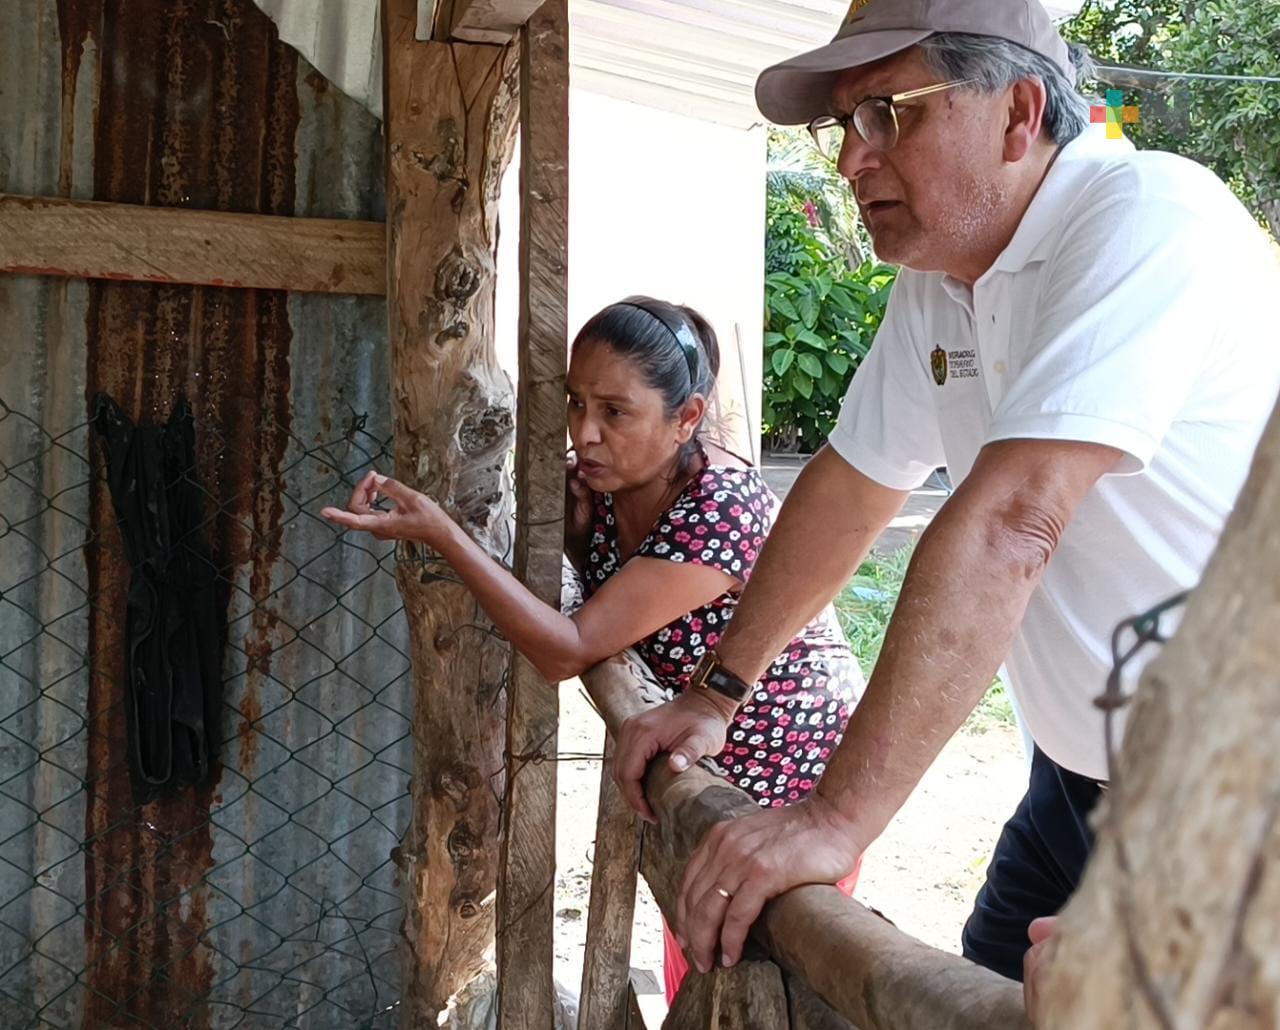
[497,87,766,460]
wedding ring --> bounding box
[714,886,732,900]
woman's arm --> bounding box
[322,470,736,682]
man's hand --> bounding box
[675,793,864,974]
[1023,915,1057,1025]
[613,689,736,823]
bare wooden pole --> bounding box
[494,0,569,1025]
[382,0,521,1020]
[578,736,643,1030]
[0,193,385,295]
[1039,397,1280,1026]
[581,655,1030,1030]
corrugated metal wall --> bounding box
[0,2,409,1026]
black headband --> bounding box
[619,297,701,388]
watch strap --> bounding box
[693,652,751,703]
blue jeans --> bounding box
[961,746,1104,981]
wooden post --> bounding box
[579,737,644,1030]
[1039,400,1280,1025]
[661,963,790,1029]
[494,0,569,1026]
[382,0,521,1020]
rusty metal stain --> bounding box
[5,1,396,1025]
[53,0,104,197]
[77,0,300,1024]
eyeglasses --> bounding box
[807,79,977,158]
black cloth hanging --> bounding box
[92,394,222,799]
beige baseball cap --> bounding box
[755,0,1072,125]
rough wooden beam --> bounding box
[785,975,857,1030]
[434,0,549,42]
[578,736,644,1030]
[0,193,385,295]
[382,0,521,1021]
[581,655,1030,1030]
[1039,403,1280,1021]
[494,0,569,1026]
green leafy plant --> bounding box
[764,255,896,453]
[764,128,897,453]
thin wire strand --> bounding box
[1096,62,1280,85]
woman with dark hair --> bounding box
[321,296,862,999]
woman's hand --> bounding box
[321,470,452,548]
[613,689,736,822]
[565,452,594,565]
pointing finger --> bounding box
[321,508,385,534]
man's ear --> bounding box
[1004,77,1049,163]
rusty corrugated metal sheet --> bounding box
[0,2,403,1026]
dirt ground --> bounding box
[550,680,1029,1017]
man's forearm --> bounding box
[814,485,1047,846]
[718,446,908,684]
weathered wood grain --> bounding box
[383,0,521,1022]
[0,193,384,295]
[494,0,569,1026]
[579,736,644,1030]
[660,961,790,1029]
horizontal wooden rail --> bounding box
[0,194,386,295]
[580,654,1030,1030]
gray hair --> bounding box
[917,33,1096,145]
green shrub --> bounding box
[764,133,896,453]
[763,257,895,453]
[762,194,896,447]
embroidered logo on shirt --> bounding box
[931,346,948,385]
[932,347,980,386]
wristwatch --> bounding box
[688,650,752,705]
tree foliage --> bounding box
[1063,0,1280,238]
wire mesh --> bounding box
[0,394,412,1028]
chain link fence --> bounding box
[0,394,415,1028]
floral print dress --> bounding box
[582,463,864,807]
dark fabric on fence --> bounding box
[92,394,222,797]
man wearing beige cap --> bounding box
[613,0,1280,1011]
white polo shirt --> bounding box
[829,129,1280,780]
